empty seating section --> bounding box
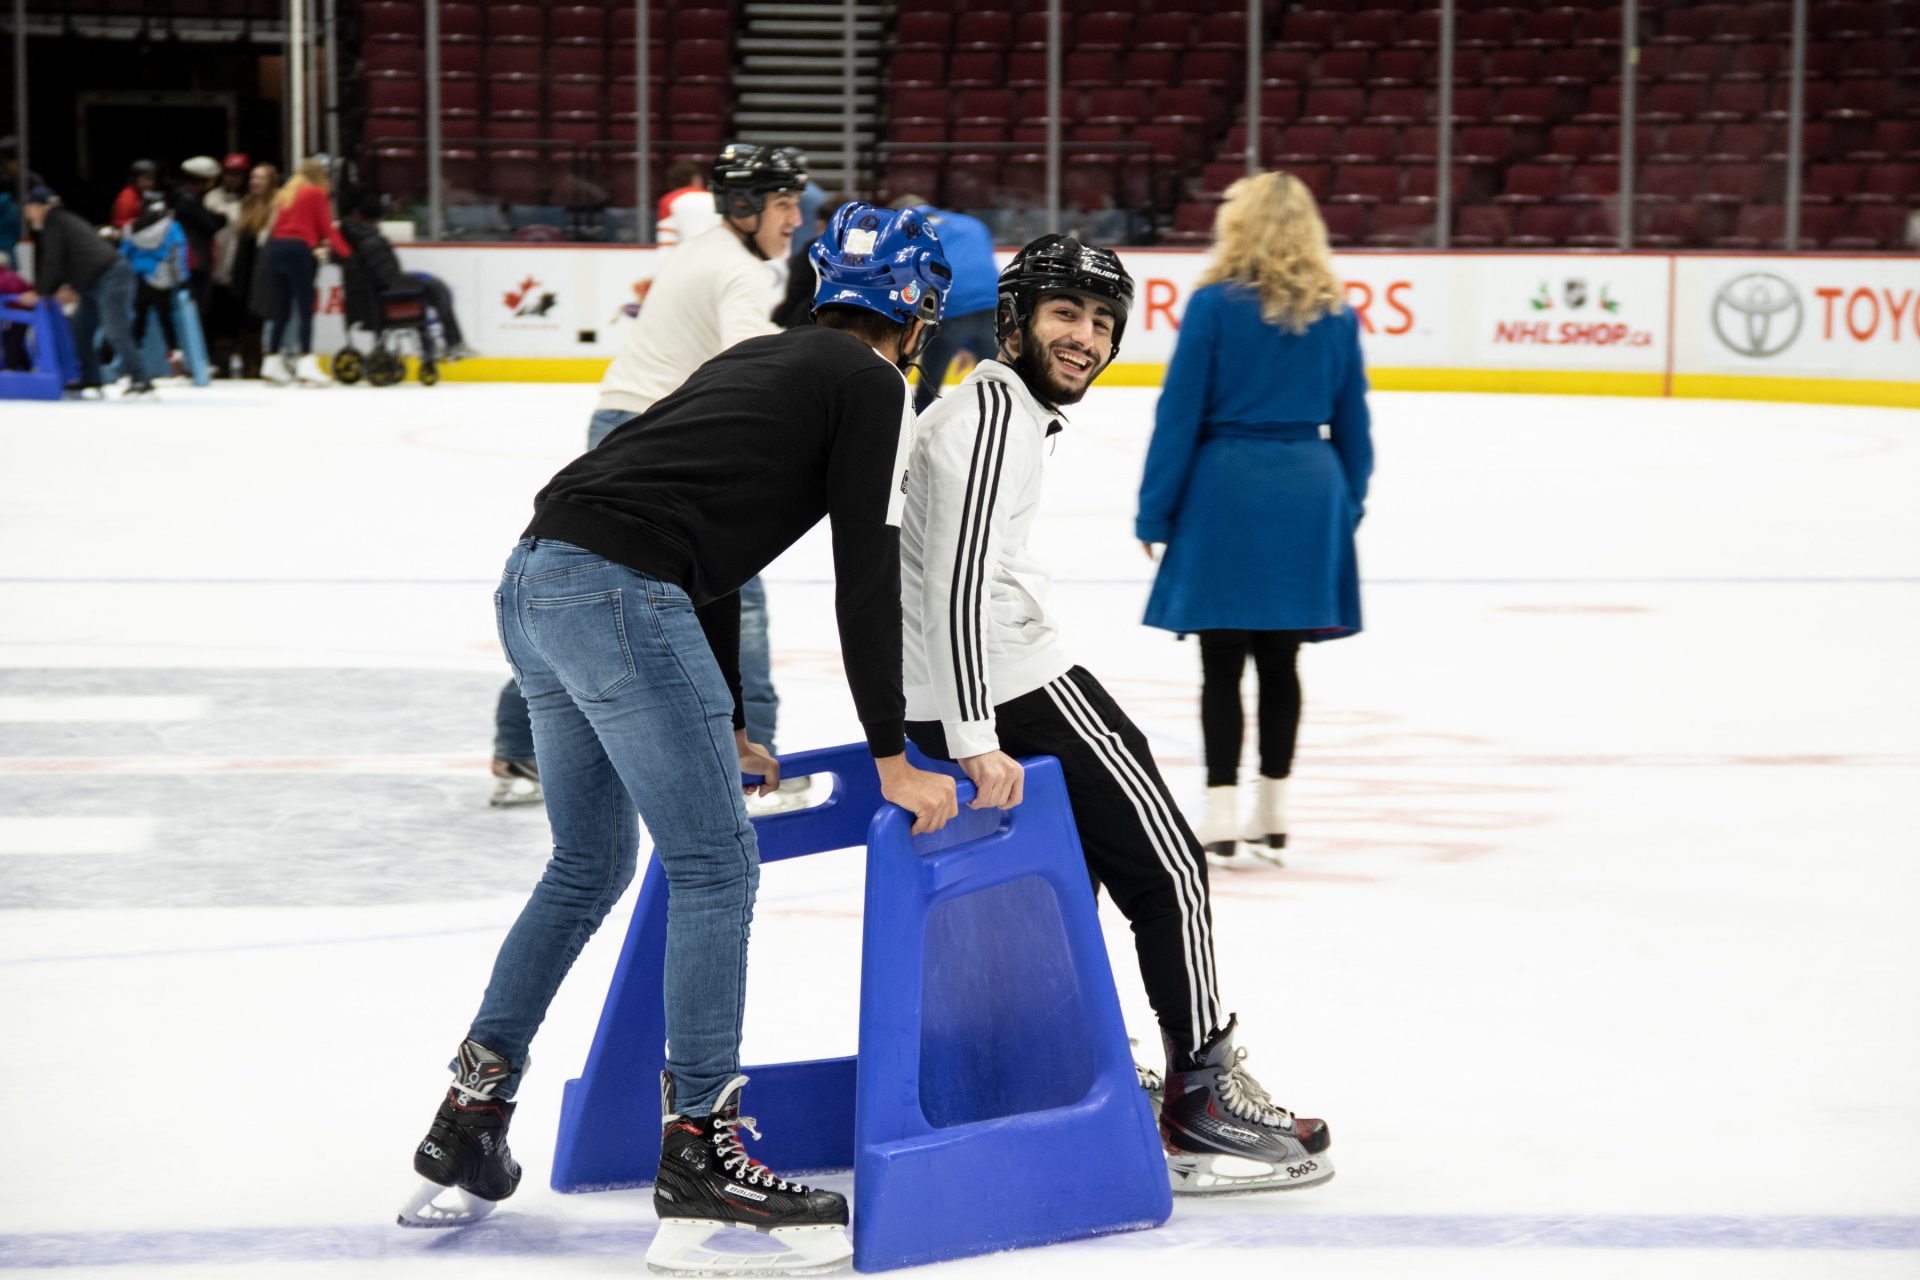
[358,0,734,218]
[880,0,1914,248]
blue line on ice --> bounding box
[3,1216,1917,1267]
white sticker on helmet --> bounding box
[845,227,879,256]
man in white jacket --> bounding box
[490,145,806,809]
[898,236,1335,1197]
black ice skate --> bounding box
[1160,1015,1333,1195]
[647,1072,852,1277]
[396,1040,524,1227]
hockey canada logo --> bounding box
[504,275,559,319]
[1711,272,1803,359]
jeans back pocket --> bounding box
[525,589,638,702]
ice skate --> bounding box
[1196,784,1242,863]
[488,757,542,807]
[647,1072,852,1277]
[120,381,158,401]
[397,1039,523,1227]
[1135,1059,1164,1119]
[1243,777,1289,866]
[744,775,815,816]
[264,353,295,385]
[294,353,330,386]
[1160,1015,1332,1195]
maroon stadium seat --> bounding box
[1277,12,1338,50]
[1314,50,1372,87]
[1301,88,1367,125]
[1540,125,1606,162]
[1850,120,1920,162]
[1491,87,1556,126]
[1654,5,1724,43]
[1330,164,1400,204]
[1834,204,1912,249]
[1575,84,1623,124]
[667,84,727,124]
[1082,88,1147,125]
[1063,50,1115,88]
[1449,87,1496,124]
[1635,164,1697,203]
[1812,2,1876,40]
[894,11,950,51]
[1154,87,1222,131]
[1457,11,1513,47]
[488,4,543,44]
[1005,52,1048,90]
[954,89,1015,125]
[363,44,423,76]
[1337,125,1397,163]
[1859,163,1920,201]
[1648,123,1714,164]
[1123,49,1178,87]
[1541,46,1604,86]
[1198,160,1246,196]
[1368,49,1427,86]
[1671,45,1730,84]
[1365,87,1429,125]
[1724,43,1785,81]
[1319,202,1369,246]
[549,6,603,44]
[1797,204,1851,247]
[1514,7,1583,47]
[1720,3,1789,41]
[953,12,1013,49]
[1495,163,1564,205]
[1483,49,1541,86]
[1399,125,1440,162]
[1826,80,1893,121]
[1399,10,1441,48]
[1641,83,1704,124]
[1574,7,1624,47]
[1283,163,1333,201]
[1337,11,1399,49]
[948,52,1005,90]
[437,1,482,43]
[548,45,604,80]
[1367,202,1438,246]
[1133,12,1194,50]
[1701,82,1767,123]
[1162,201,1217,245]
[1712,204,1785,250]
[366,72,423,118]
[1804,162,1864,202]
[1273,125,1338,163]
[1076,13,1133,51]
[1457,126,1517,165]
[1508,204,1583,247]
[1451,203,1511,247]
[888,52,943,88]
[1565,162,1623,203]
[1194,11,1245,50]
[363,0,421,42]
[675,41,730,86]
[488,80,541,123]
[1636,203,1705,249]
[670,9,730,43]
[486,45,542,81]
[1181,50,1238,88]
[1700,163,1774,205]
[1705,122,1773,162]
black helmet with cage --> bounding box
[709,143,810,221]
[994,234,1136,362]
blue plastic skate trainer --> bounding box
[550,743,1173,1271]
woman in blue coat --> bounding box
[1135,171,1373,864]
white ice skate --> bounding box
[645,1219,854,1278]
[488,757,542,808]
[264,353,296,384]
[396,1178,500,1227]
[1195,784,1242,864]
[1242,777,1289,867]
[294,353,331,386]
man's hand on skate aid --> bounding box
[737,731,780,797]
[875,753,960,834]
[958,749,1024,811]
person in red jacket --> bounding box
[110,159,158,230]
[263,157,351,385]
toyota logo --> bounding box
[1711,273,1803,359]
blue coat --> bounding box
[1135,283,1373,638]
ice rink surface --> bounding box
[2,378,1917,1278]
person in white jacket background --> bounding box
[898,235,1336,1197]
[489,144,806,809]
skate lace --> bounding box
[1135,1062,1164,1094]
[1219,1049,1293,1128]
[713,1114,806,1192]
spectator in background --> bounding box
[1135,172,1373,863]
[0,250,35,371]
[264,157,351,386]
[122,192,190,376]
[892,196,999,412]
[341,194,472,359]
[110,159,159,230]
[203,153,249,377]
[0,135,41,262]
[770,192,849,329]
[20,186,155,398]
[172,156,228,327]
[654,159,721,248]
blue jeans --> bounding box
[472,538,760,1116]
[495,408,780,758]
[70,260,147,388]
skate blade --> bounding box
[488,780,544,808]
[1242,844,1285,868]
[645,1218,852,1277]
[395,1177,500,1228]
[1167,1151,1334,1196]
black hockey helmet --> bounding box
[995,234,1136,361]
[710,143,810,220]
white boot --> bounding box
[263,353,295,384]
[1195,784,1241,863]
[294,353,330,385]
[1246,776,1289,866]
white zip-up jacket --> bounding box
[901,359,1074,758]
[595,224,779,417]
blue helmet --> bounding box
[809,203,952,326]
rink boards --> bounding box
[308,247,1920,408]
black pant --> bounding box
[1198,630,1307,788]
[266,238,318,355]
[415,273,464,347]
[908,666,1223,1058]
[131,281,181,352]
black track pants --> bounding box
[907,666,1223,1058]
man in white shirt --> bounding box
[654,159,724,249]
[490,145,807,808]
[898,236,1335,1197]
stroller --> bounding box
[333,255,442,386]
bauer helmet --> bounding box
[710,143,810,220]
[995,234,1136,362]
[810,202,952,328]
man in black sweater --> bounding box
[401,205,961,1276]
[19,187,153,396]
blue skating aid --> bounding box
[550,743,1171,1271]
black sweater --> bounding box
[32,206,121,294]
[527,325,913,756]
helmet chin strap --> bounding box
[727,210,769,260]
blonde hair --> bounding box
[273,157,331,213]
[1198,171,1343,335]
